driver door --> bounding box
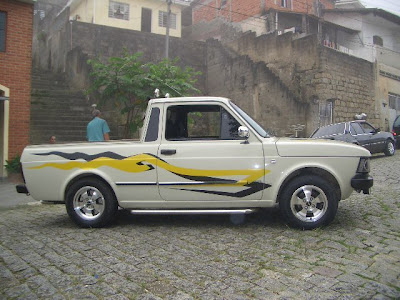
[157,102,265,202]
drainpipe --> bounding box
[165,0,172,60]
[275,12,278,31]
[93,0,96,23]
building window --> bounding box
[108,1,129,20]
[373,35,383,47]
[281,0,287,8]
[389,93,400,111]
[159,11,177,29]
[0,12,6,52]
[221,0,227,7]
[319,99,334,127]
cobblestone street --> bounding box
[0,153,399,300]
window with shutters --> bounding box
[158,11,176,29]
[0,12,6,52]
[108,1,129,20]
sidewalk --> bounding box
[0,179,39,208]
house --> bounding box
[62,0,190,38]
[0,0,35,178]
[323,7,400,130]
[191,0,335,36]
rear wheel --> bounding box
[66,178,118,228]
[279,175,338,230]
[383,139,395,156]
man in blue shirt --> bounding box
[87,109,110,142]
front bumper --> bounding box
[16,184,29,195]
[351,174,373,194]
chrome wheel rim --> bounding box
[73,186,105,221]
[290,185,328,223]
[387,142,395,155]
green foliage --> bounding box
[87,50,201,138]
[5,154,21,174]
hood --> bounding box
[275,138,371,157]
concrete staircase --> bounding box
[30,69,92,144]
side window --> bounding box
[351,123,364,135]
[220,108,240,139]
[165,105,241,141]
[394,116,400,127]
[0,12,6,52]
[360,122,375,134]
[145,107,160,142]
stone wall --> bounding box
[205,40,308,136]
[317,47,377,125]
[222,30,378,132]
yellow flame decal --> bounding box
[30,153,269,186]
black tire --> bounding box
[279,175,338,230]
[65,178,118,228]
[383,139,395,156]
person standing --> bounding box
[86,109,110,142]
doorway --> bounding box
[141,8,152,33]
[0,84,9,178]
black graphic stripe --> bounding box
[35,151,128,161]
[174,182,271,198]
[171,172,238,184]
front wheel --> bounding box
[383,139,395,156]
[279,175,338,230]
[66,178,118,228]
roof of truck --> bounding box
[149,97,231,105]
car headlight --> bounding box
[356,157,370,173]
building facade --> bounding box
[64,0,189,38]
[0,0,34,178]
[323,8,400,130]
[191,0,335,35]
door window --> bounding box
[359,122,375,134]
[165,105,241,141]
[350,123,364,135]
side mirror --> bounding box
[238,126,250,144]
[374,128,380,134]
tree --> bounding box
[87,51,200,138]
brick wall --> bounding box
[193,0,335,23]
[0,0,33,159]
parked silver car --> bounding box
[311,120,395,156]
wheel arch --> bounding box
[64,172,117,203]
[276,167,341,204]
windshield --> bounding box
[311,123,346,138]
[230,101,271,138]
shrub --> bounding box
[5,154,21,174]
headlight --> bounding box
[356,157,370,173]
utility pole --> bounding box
[317,0,322,42]
[165,0,172,60]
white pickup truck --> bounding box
[17,97,373,229]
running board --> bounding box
[130,208,258,215]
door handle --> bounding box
[161,149,176,155]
